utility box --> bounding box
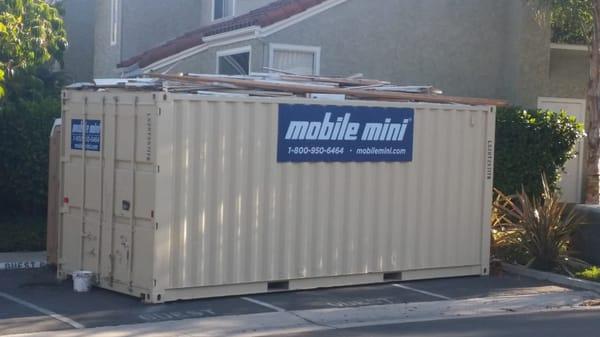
[58,89,495,303]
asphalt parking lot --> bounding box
[0,267,575,336]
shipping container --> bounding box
[58,89,495,303]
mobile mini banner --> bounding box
[71,119,102,151]
[277,104,414,162]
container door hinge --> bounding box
[153,279,157,287]
[156,165,160,173]
[155,222,158,230]
[158,108,162,116]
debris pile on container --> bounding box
[67,69,506,106]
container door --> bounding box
[60,95,104,274]
[100,95,157,290]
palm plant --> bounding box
[493,175,589,274]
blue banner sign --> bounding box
[71,119,101,151]
[277,104,414,162]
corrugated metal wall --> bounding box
[154,96,494,290]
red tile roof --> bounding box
[118,0,328,69]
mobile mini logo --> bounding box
[284,112,411,142]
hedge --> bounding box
[494,106,585,197]
[0,68,62,216]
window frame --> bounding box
[216,46,252,75]
[268,43,321,76]
[110,0,120,46]
[212,0,236,21]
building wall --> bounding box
[62,0,96,82]
[90,0,276,78]
[235,0,275,14]
[154,0,587,108]
[263,0,555,107]
[121,0,204,61]
[163,40,267,74]
[198,0,275,24]
[93,0,122,78]
[545,49,588,100]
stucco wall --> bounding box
[199,0,274,24]
[144,0,586,108]
[158,40,266,74]
[266,0,517,101]
[165,0,559,106]
[545,49,588,100]
[62,0,95,82]
[92,0,276,78]
[235,0,275,14]
[121,0,203,60]
[93,0,122,78]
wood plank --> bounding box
[154,73,507,106]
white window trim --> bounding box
[550,43,588,51]
[268,43,321,76]
[110,0,119,46]
[212,0,237,21]
[216,46,252,75]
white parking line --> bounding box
[241,297,287,312]
[392,284,453,300]
[0,291,85,329]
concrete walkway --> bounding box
[0,252,47,270]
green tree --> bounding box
[551,0,593,44]
[537,0,600,203]
[0,0,67,97]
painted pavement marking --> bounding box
[392,283,453,300]
[0,291,85,329]
[241,297,287,312]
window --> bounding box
[110,0,119,46]
[213,0,235,20]
[217,47,251,75]
[269,44,321,75]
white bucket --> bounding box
[72,271,93,292]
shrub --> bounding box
[493,175,589,274]
[494,107,585,197]
[0,67,63,215]
[0,215,46,252]
[577,266,600,282]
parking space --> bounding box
[0,268,271,332]
[0,267,577,336]
[244,283,439,311]
[401,273,572,300]
[0,295,72,336]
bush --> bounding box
[494,107,585,197]
[0,215,46,252]
[0,67,63,216]
[577,266,600,282]
[493,175,589,274]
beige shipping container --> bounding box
[58,89,495,303]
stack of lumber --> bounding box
[71,70,507,106]
[152,70,506,106]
